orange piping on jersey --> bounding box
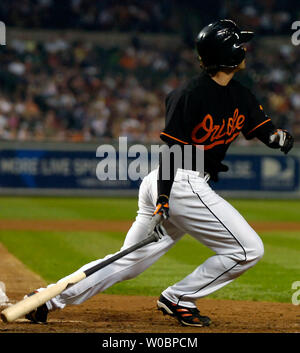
[246,118,271,136]
[160,132,189,145]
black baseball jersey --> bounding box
[160,71,275,172]
[157,71,276,196]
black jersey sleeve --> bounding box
[242,90,276,144]
[160,90,192,146]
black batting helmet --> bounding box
[195,19,254,73]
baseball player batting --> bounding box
[23,20,293,327]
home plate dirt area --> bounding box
[0,242,299,333]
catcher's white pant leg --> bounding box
[46,172,184,310]
[162,169,264,308]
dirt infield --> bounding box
[0,240,300,333]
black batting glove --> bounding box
[269,129,294,154]
[153,194,169,220]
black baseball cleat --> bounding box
[157,294,211,327]
[24,291,49,324]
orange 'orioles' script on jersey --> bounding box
[160,72,276,177]
[191,108,245,149]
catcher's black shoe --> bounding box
[24,291,49,324]
[157,294,211,327]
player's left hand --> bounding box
[153,195,169,220]
[269,129,294,154]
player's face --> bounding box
[239,58,246,70]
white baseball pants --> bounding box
[46,168,264,310]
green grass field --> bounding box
[0,197,299,303]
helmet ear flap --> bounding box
[197,55,220,75]
[227,45,246,68]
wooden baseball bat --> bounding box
[0,214,163,323]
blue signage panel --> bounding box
[0,149,298,192]
[213,154,299,191]
[0,149,140,190]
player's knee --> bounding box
[246,239,264,265]
[232,236,264,266]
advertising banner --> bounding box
[0,147,299,195]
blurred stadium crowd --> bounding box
[1,0,298,35]
[0,0,299,143]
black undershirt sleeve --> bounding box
[158,91,189,199]
[157,148,175,198]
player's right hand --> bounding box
[153,195,169,220]
[269,129,294,154]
